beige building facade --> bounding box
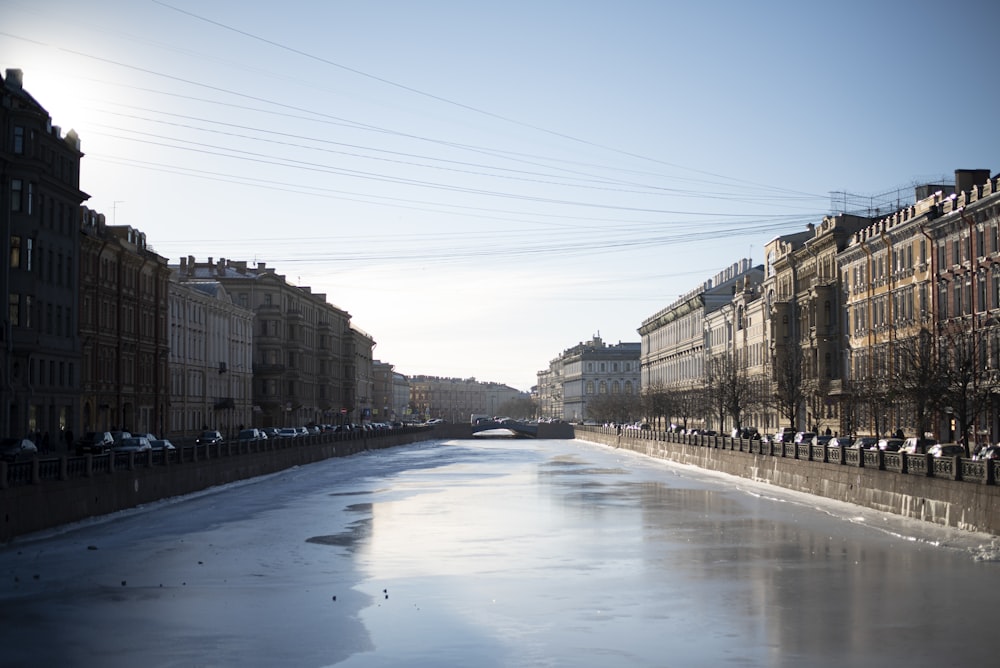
[176,257,354,429]
[168,275,254,439]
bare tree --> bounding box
[707,353,755,434]
[852,373,895,438]
[497,396,538,421]
[894,327,944,439]
[936,324,1000,454]
[672,386,704,432]
[586,392,641,425]
[772,344,806,430]
[641,382,673,430]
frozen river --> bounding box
[1,437,998,667]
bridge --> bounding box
[471,420,537,437]
[428,421,575,440]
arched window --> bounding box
[599,381,608,394]
[612,381,620,394]
[586,381,594,395]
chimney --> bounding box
[4,69,23,90]
[179,257,187,271]
[955,169,991,196]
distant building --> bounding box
[175,257,355,428]
[372,360,411,423]
[351,326,375,423]
[168,273,254,439]
[408,376,525,423]
[540,335,641,423]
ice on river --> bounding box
[1,438,997,667]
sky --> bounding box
[4,0,999,392]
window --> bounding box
[8,293,19,326]
[12,126,24,154]
[10,179,22,212]
[9,236,20,268]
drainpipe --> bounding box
[959,207,979,453]
[918,223,938,441]
[880,230,896,376]
[860,239,875,436]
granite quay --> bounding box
[0,426,431,543]
[575,425,1000,537]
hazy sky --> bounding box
[5,0,998,391]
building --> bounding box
[168,272,254,440]
[175,257,354,428]
[535,365,563,420]
[764,214,872,435]
[1,68,88,450]
[639,260,761,429]
[837,170,1000,444]
[77,210,171,440]
[372,360,412,424]
[350,326,375,424]
[703,270,769,433]
[408,376,526,423]
[543,335,641,423]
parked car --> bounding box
[1,438,38,462]
[109,430,132,445]
[772,429,795,444]
[276,427,298,439]
[876,438,905,452]
[928,443,966,458]
[811,434,834,447]
[827,436,849,448]
[113,436,152,453]
[794,432,816,445]
[237,428,265,442]
[852,436,879,450]
[901,437,938,455]
[261,427,279,439]
[149,439,176,451]
[195,430,224,445]
[296,426,310,437]
[74,431,115,455]
[974,444,1000,460]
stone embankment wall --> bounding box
[576,427,1000,537]
[0,429,428,543]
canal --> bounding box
[1,437,997,667]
